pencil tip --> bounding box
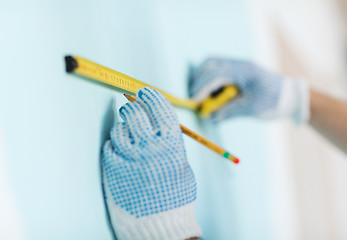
[123,94,136,102]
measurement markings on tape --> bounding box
[65,55,198,110]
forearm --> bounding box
[309,89,347,154]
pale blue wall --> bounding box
[0,0,271,239]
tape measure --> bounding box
[197,86,238,118]
[64,55,238,116]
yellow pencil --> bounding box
[123,94,239,164]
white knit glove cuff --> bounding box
[276,78,310,125]
[107,194,202,240]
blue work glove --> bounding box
[189,57,309,124]
[102,87,202,240]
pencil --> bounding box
[123,94,239,164]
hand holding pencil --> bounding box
[124,89,239,164]
[103,87,203,239]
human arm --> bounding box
[309,89,347,154]
[102,87,201,240]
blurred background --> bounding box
[0,0,346,239]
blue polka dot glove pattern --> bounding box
[189,57,309,124]
[102,87,202,240]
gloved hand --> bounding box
[102,87,202,240]
[188,57,310,124]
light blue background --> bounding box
[0,0,271,239]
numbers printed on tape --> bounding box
[66,55,198,110]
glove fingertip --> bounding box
[118,103,131,122]
[137,87,163,101]
[136,87,149,100]
[137,87,172,110]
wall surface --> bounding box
[0,0,272,239]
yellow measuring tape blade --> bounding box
[65,55,199,110]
